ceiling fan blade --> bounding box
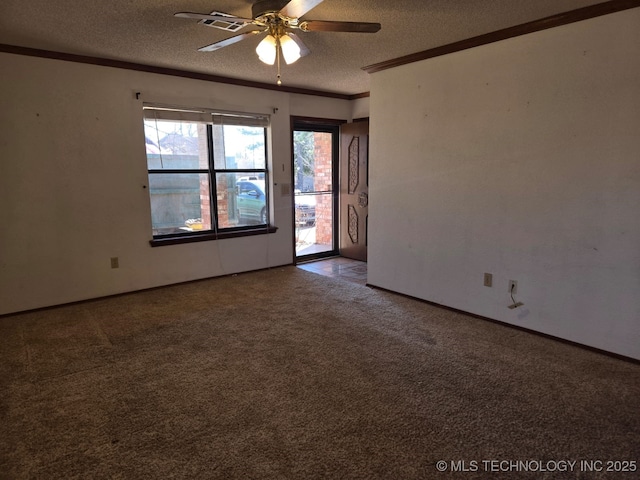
[300,20,381,33]
[198,31,261,52]
[279,0,324,19]
[175,12,255,24]
[287,33,310,57]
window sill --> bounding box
[149,225,278,247]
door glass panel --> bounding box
[293,130,335,258]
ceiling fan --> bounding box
[175,0,381,85]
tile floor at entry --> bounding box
[297,257,367,285]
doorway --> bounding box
[292,120,340,261]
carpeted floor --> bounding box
[1,266,638,479]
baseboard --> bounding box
[366,283,640,365]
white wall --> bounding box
[368,8,640,359]
[0,54,352,315]
[351,97,370,120]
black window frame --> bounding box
[143,105,276,247]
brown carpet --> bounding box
[0,266,638,479]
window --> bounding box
[143,105,271,244]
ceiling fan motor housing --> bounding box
[252,0,291,18]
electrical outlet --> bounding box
[483,273,493,287]
[509,280,517,295]
[110,257,119,269]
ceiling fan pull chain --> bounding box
[276,37,283,86]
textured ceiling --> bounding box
[0,0,606,95]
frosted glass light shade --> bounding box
[256,35,277,65]
[280,34,301,64]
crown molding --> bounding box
[0,43,367,101]
[363,0,640,74]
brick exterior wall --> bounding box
[313,132,333,246]
[198,125,212,229]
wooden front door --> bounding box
[339,120,369,261]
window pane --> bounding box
[217,173,267,228]
[148,173,212,235]
[144,120,208,170]
[296,192,333,256]
[293,131,332,193]
[213,125,266,170]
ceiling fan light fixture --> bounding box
[178,1,381,86]
[256,34,277,65]
[279,34,301,64]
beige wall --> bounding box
[368,8,640,359]
[0,54,353,314]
